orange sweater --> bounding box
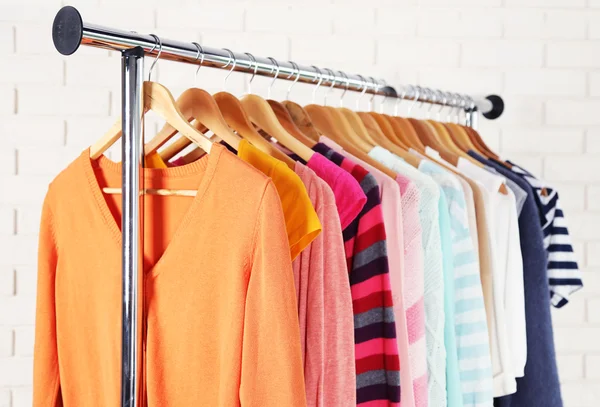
[34,144,307,406]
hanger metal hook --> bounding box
[394,85,407,116]
[191,42,205,87]
[368,76,379,111]
[407,85,420,115]
[221,48,237,91]
[465,94,476,112]
[244,52,258,94]
[416,86,431,113]
[324,68,337,106]
[452,92,461,123]
[311,66,323,104]
[446,92,457,122]
[148,34,162,81]
[457,93,467,124]
[338,71,350,108]
[378,78,388,114]
[287,61,300,99]
[426,88,438,119]
[266,57,280,99]
[356,74,368,110]
[435,89,446,121]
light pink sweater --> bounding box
[395,175,428,407]
[294,162,356,407]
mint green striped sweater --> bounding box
[418,160,493,407]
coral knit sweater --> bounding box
[33,144,307,406]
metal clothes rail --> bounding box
[51,5,505,407]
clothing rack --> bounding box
[51,5,505,407]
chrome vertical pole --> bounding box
[120,46,144,407]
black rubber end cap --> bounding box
[482,94,504,120]
[52,6,83,56]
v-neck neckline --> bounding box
[81,144,224,276]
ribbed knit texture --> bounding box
[34,145,307,406]
[313,143,401,406]
[419,160,493,407]
[368,146,446,407]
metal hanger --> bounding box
[366,77,411,150]
[286,61,300,100]
[91,34,212,161]
[355,77,421,166]
[323,69,362,137]
[164,50,297,167]
[266,58,317,148]
[240,56,314,161]
[281,61,322,143]
[145,45,241,159]
[335,72,376,146]
[95,34,214,196]
[323,68,337,106]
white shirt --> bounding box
[456,157,526,396]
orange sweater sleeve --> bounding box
[33,191,63,406]
[240,181,307,407]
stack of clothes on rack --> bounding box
[34,75,582,407]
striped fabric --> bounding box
[368,147,446,407]
[419,161,493,407]
[505,160,583,308]
[395,175,428,407]
[313,143,401,406]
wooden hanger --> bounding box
[369,112,410,150]
[357,111,421,167]
[392,117,426,152]
[427,120,509,194]
[302,105,398,179]
[277,62,321,143]
[338,107,377,146]
[457,94,502,160]
[379,114,411,150]
[410,118,462,166]
[464,125,501,160]
[237,55,316,162]
[240,94,314,162]
[159,92,296,170]
[268,99,316,148]
[91,82,213,160]
[427,119,490,170]
[144,45,243,157]
[144,86,241,157]
[90,81,214,197]
[283,101,321,142]
[444,122,478,152]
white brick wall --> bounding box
[0,1,598,405]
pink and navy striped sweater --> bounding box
[313,143,401,406]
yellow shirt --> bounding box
[146,142,321,260]
[237,140,321,260]
[146,152,168,169]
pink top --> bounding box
[395,175,427,407]
[320,137,415,407]
[293,162,356,407]
[307,152,367,230]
